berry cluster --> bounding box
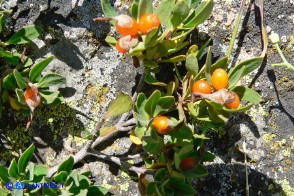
[192,68,240,109]
[95,14,160,54]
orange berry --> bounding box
[153,116,171,134]
[115,35,138,53]
[116,39,128,54]
[180,157,196,171]
[192,80,212,94]
[225,92,240,109]
[211,68,229,90]
[138,14,160,34]
[115,15,139,36]
[24,85,41,109]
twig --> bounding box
[87,151,153,175]
[47,70,146,177]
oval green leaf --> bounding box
[5,25,42,45]
[18,144,35,174]
[8,158,19,178]
[37,73,66,88]
[105,92,132,118]
[170,0,190,29]
[29,56,54,82]
[228,57,264,88]
[144,90,161,117]
[39,90,60,104]
[57,156,74,174]
[183,0,214,28]
[0,164,10,182]
[13,69,27,89]
[3,73,16,90]
[231,86,262,104]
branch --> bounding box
[47,70,146,177]
[87,151,153,175]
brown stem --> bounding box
[93,17,114,22]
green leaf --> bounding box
[182,164,208,178]
[5,25,42,45]
[170,0,190,29]
[78,174,91,189]
[37,73,66,88]
[13,69,27,89]
[170,183,196,195]
[145,68,167,86]
[105,92,132,118]
[1,89,9,103]
[159,55,186,63]
[0,15,4,33]
[134,126,147,139]
[170,124,193,139]
[178,144,194,159]
[128,42,145,56]
[185,53,199,76]
[154,0,175,26]
[154,168,166,181]
[8,158,19,178]
[228,57,264,88]
[80,171,91,177]
[169,171,185,185]
[105,36,116,47]
[81,130,93,139]
[29,56,54,82]
[39,90,60,104]
[231,86,262,104]
[144,90,161,117]
[42,177,58,195]
[153,96,175,117]
[183,0,214,28]
[166,81,177,96]
[206,100,231,122]
[99,126,116,137]
[143,28,159,47]
[223,104,253,113]
[228,66,245,89]
[12,188,23,196]
[3,73,16,90]
[143,60,158,68]
[34,165,48,177]
[0,164,10,182]
[204,46,212,83]
[142,130,164,155]
[88,185,109,196]
[174,152,181,169]
[201,151,215,162]
[18,144,35,174]
[138,0,153,18]
[69,170,79,186]
[100,0,117,25]
[54,171,68,184]
[211,56,229,70]
[131,2,138,19]
[146,182,158,195]
[15,88,26,105]
[58,156,74,174]
[196,38,211,60]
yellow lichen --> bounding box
[262,133,277,142]
[276,179,294,196]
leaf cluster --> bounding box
[0,144,108,196]
[0,12,65,117]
